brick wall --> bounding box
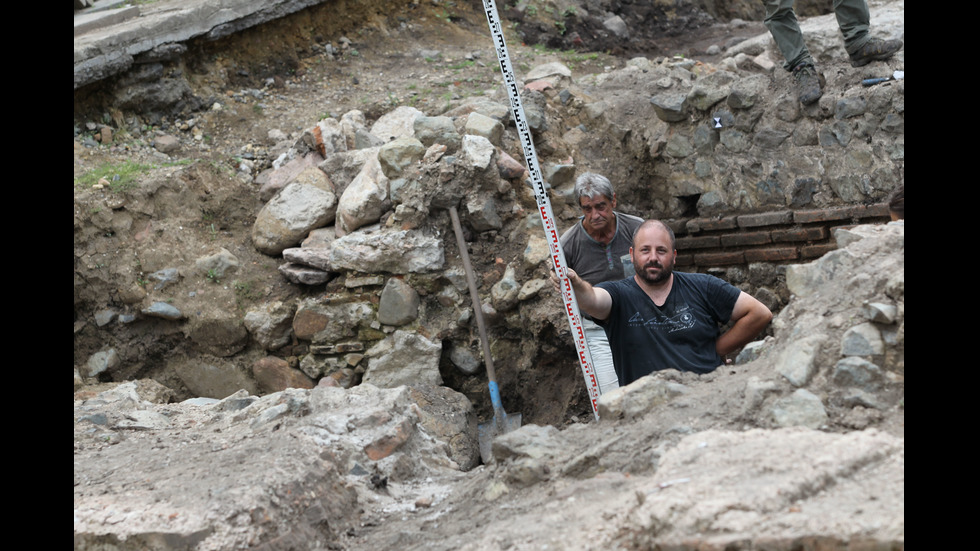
[666,203,892,272]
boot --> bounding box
[849,37,903,67]
[792,62,822,106]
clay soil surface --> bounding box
[73,0,766,178]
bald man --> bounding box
[567,220,772,385]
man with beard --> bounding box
[559,172,644,394]
[566,219,772,386]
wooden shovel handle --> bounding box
[449,206,497,384]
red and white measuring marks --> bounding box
[479,0,601,419]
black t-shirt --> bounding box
[596,272,740,384]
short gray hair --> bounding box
[574,172,615,202]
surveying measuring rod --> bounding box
[479,0,601,419]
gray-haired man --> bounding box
[559,172,643,394]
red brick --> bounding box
[737,211,793,228]
[830,224,857,233]
[801,243,838,258]
[771,227,828,243]
[744,248,799,262]
[364,419,414,460]
[676,235,721,250]
[253,356,314,394]
[293,309,328,340]
[664,219,688,237]
[793,205,866,224]
[721,231,772,247]
[864,203,890,217]
[687,216,738,232]
[693,251,745,265]
[675,254,695,267]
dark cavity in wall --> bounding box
[677,194,701,218]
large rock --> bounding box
[363,330,443,387]
[293,298,374,344]
[413,116,460,150]
[169,357,257,399]
[194,248,239,280]
[370,105,423,142]
[317,146,381,197]
[336,153,388,236]
[309,117,348,157]
[598,373,689,421]
[378,277,420,326]
[253,356,315,393]
[377,136,425,179]
[459,134,495,170]
[243,300,296,351]
[186,313,249,357]
[330,229,445,274]
[465,112,504,146]
[251,168,337,255]
[615,428,903,548]
[257,152,324,202]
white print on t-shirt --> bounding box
[626,306,695,333]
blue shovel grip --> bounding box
[488,380,503,410]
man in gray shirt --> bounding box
[559,173,643,394]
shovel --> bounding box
[448,206,522,463]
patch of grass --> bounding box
[74,161,155,192]
[206,269,220,284]
[563,50,599,63]
[233,280,261,310]
[207,160,233,177]
[449,60,476,71]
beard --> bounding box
[635,258,673,285]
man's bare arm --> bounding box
[565,268,613,321]
[716,291,773,357]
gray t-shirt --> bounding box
[560,212,644,286]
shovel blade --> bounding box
[477,410,523,464]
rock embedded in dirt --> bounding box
[336,153,388,236]
[378,277,420,326]
[243,300,296,351]
[363,330,443,388]
[251,176,338,255]
[253,355,314,393]
[328,229,445,274]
